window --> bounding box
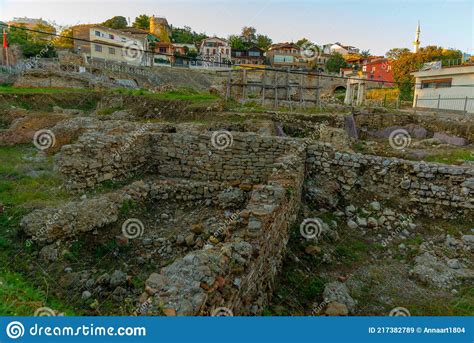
[249,51,260,57]
[95,30,101,37]
[94,44,102,52]
[274,55,294,63]
[421,78,452,89]
[226,49,229,55]
[108,47,115,54]
[235,51,242,57]
[159,47,167,53]
[213,49,216,55]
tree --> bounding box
[360,49,371,58]
[133,14,150,30]
[7,23,57,58]
[392,46,462,100]
[256,34,272,50]
[228,35,246,49]
[385,48,410,60]
[296,38,311,47]
[171,26,207,44]
[241,26,256,45]
[325,52,347,73]
[54,27,74,49]
[102,16,128,30]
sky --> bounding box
[0,0,472,55]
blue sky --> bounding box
[0,0,472,55]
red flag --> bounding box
[2,29,7,49]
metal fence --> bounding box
[415,95,474,114]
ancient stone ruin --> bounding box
[20,119,473,315]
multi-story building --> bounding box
[231,46,265,65]
[362,58,394,84]
[199,37,231,64]
[266,42,308,69]
[152,42,197,65]
[72,25,149,66]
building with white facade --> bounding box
[72,25,149,66]
[411,65,474,113]
[199,37,231,64]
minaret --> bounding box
[413,21,421,53]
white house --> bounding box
[411,64,474,113]
[323,43,360,56]
[73,25,149,66]
[199,37,231,64]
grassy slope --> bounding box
[0,145,74,315]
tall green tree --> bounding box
[102,16,128,29]
[171,26,207,44]
[325,52,347,73]
[256,34,272,50]
[228,35,246,49]
[360,49,371,58]
[132,15,150,30]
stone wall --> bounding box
[152,133,295,184]
[21,178,228,244]
[23,129,473,316]
[58,132,298,190]
[306,142,473,218]
[143,148,306,315]
[57,132,152,190]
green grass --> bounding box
[425,149,474,165]
[0,145,68,207]
[391,285,474,316]
[97,107,121,116]
[0,144,74,316]
[334,239,369,264]
[0,271,77,315]
[0,86,92,94]
[112,87,220,103]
